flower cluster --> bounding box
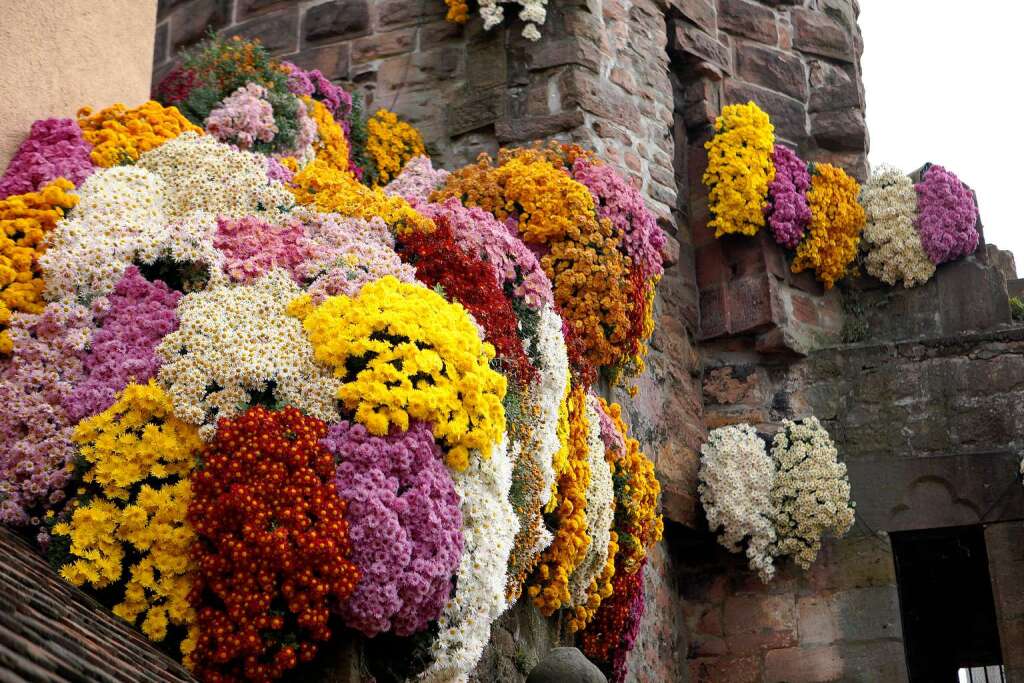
[2,37,668,681]
[580,558,647,683]
[698,417,855,581]
[529,384,591,615]
[65,267,181,423]
[364,109,426,186]
[0,179,78,353]
[434,148,634,380]
[188,407,360,681]
[281,62,352,121]
[446,0,549,41]
[323,421,463,637]
[914,164,979,265]
[698,424,777,581]
[0,302,90,528]
[565,396,616,632]
[157,270,340,439]
[204,82,279,150]
[136,132,293,221]
[703,102,776,238]
[77,101,201,167]
[419,437,518,683]
[213,214,315,284]
[792,163,865,289]
[384,155,450,203]
[396,219,536,386]
[290,158,435,235]
[292,276,506,471]
[54,382,201,655]
[860,165,935,287]
[769,417,855,569]
[602,399,662,575]
[0,118,93,198]
[414,196,554,311]
[40,166,167,302]
[766,145,811,249]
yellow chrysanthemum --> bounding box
[528,384,592,615]
[53,381,199,656]
[703,102,776,237]
[792,163,865,288]
[77,101,202,167]
[289,276,507,470]
[365,108,426,186]
[0,179,78,353]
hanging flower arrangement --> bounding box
[0,32,664,683]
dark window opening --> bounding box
[891,525,1003,683]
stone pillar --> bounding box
[0,0,157,167]
[985,521,1024,682]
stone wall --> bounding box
[680,528,906,683]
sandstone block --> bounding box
[719,0,779,44]
[303,0,371,44]
[736,43,807,101]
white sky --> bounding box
[859,1,1022,273]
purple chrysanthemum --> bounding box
[64,267,180,423]
[914,164,979,265]
[0,118,94,198]
[322,421,464,637]
[766,145,811,249]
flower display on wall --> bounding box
[704,104,979,290]
[792,163,865,289]
[914,163,979,265]
[769,417,855,569]
[703,102,776,238]
[0,32,664,683]
[445,0,548,41]
[698,423,778,581]
[860,165,935,287]
[697,417,855,582]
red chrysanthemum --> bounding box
[397,216,536,386]
[188,406,359,683]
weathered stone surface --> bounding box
[376,0,448,29]
[448,86,504,136]
[154,20,168,66]
[669,20,732,76]
[303,0,371,44]
[810,108,868,151]
[170,0,231,51]
[718,0,779,44]
[792,7,855,61]
[808,59,862,112]
[764,646,842,683]
[735,43,807,101]
[351,28,416,63]
[288,43,351,81]
[236,0,291,18]
[665,0,717,34]
[526,648,607,683]
[227,7,300,55]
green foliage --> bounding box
[1011,296,1024,322]
[348,92,372,181]
[166,32,304,156]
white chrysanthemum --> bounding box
[136,132,293,220]
[860,165,935,287]
[476,0,547,40]
[567,395,616,607]
[769,417,855,570]
[419,437,518,683]
[41,166,169,301]
[527,305,570,509]
[156,269,340,439]
[698,423,778,581]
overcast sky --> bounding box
[859,1,1022,272]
